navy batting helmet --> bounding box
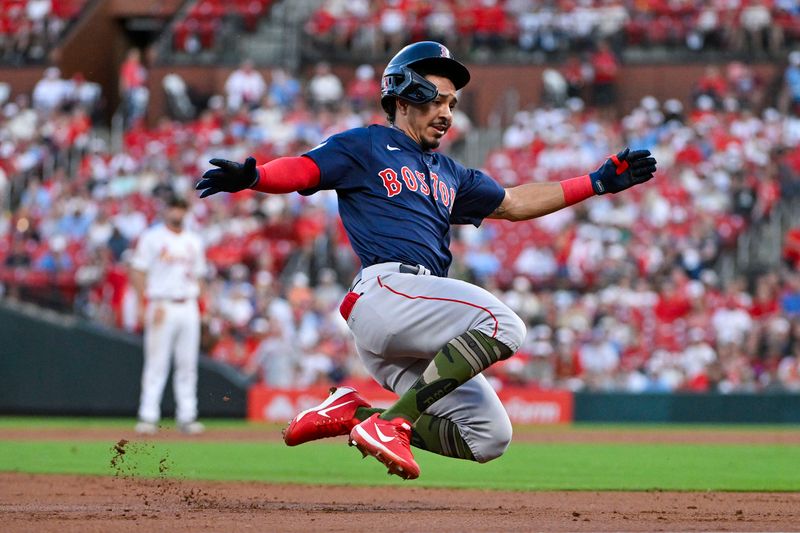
[380,41,470,117]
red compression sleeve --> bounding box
[252,156,321,193]
[560,175,595,206]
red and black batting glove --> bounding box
[195,156,258,198]
[589,148,657,194]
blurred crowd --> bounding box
[0,0,87,64]
[2,51,800,395]
[171,0,274,53]
[305,0,800,61]
[478,49,800,393]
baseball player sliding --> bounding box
[132,195,207,435]
[197,42,657,478]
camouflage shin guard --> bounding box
[381,330,512,422]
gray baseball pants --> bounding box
[344,262,527,462]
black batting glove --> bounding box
[195,156,258,198]
[589,148,657,195]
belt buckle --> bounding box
[399,264,420,275]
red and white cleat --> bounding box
[349,413,420,480]
[283,387,371,446]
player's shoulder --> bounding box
[308,126,372,152]
[341,124,385,146]
[186,229,204,245]
[338,125,380,143]
[334,124,392,142]
[134,222,161,247]
[139,222,162,236]
[366,124,391,135]
[147,222,176,238]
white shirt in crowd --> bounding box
[225,67,267,111]
[578,337,620,375]
[32,68,71,113]
[681,341,717,379]
[113,208,148,242]
[711,305,753,345]
[308,72,344,107]
[131,223,206,300]
[26,0,52,21]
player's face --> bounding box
[165,206,186,230]
[397,74,457,151]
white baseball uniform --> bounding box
[131,223,206,426]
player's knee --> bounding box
[473,417,513,463]
[497,313,526,359]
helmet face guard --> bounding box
[383,66,439,106]
[380,41,470,116]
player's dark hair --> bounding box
[385,99,397,123]
[166,194,189,209]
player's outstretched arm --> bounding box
[195,156,320,198]
[489,148,657,221]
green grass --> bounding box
[1,417,799,491]
[0,416,270,431]
[2,416,797,432]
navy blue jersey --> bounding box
[301,124,505,277]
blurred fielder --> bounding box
[132,195,207,435]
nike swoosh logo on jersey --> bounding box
[317,400,354,418]
[386,145,401,151]
[374,424,395,443]
[310,141,328,151]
